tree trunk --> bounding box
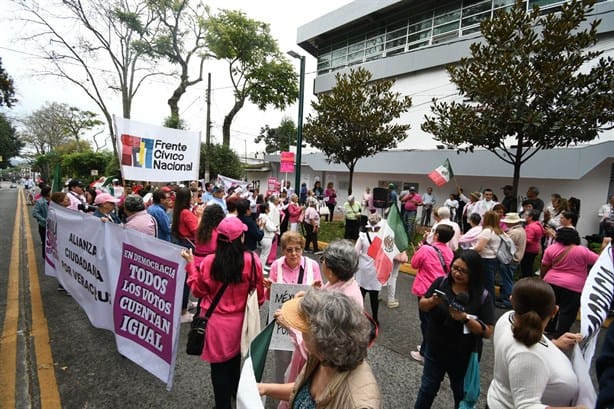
[512,137,524,207]
[222,98,245,147]
[347,164,354,195]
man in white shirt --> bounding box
[425,207,461,251]
[474,188,498,218]
[420,187,436,226]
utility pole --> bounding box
[204,73,212,181]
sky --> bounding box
[0,0,354,158]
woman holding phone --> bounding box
[414,250,495,409]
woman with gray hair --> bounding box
[259,288,381,407]
[355,213,383,324]
[303,197,321,254]
[321,239,364,306]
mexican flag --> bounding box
[368,208,403,284]
[428,158,454,187]
[237,321,275,409]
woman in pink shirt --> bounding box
[410,225,454,363]
[264,232,322,390]
[182,217,265,409]
[193,203,225,266]
[286,194,303,232]
[541,227,598,338]
[172,187,205,322]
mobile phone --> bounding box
[434,289,449,303]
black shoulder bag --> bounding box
[186,282,229,355]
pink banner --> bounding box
[280,151,295,173]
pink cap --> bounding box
[216,217,247,242]
[94,193,119,205]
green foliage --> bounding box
[0,113,23,167]
[303,67,412,194]
[255,116,297,153]
[205,9,298,146]
[200,143,243,180]
[163,114,186,129]
[21,102,102,155]
[0,57,16,108]
[143,0,210,122]
[55,140,93,155]
[61,151,113,182]
[422,0,614,198]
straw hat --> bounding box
[501,212,522,224]
[279,295,310,333]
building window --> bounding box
[315,0,611,75]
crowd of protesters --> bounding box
[28,175,614,408]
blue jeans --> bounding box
[497,263,517,306]
[403,210,417,241]
[414,349,466,409]
[482,258,498,303]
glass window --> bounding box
[462,11,489,28]
[433,21,459,36]
[408,30,431,44]
[462,0,491,17]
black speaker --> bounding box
[373,187,390,209]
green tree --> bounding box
[61,151,113,182]
[0,57,16,108]
[21,102,73,155]
[422,0,614,201]
[254,116,297,154]
[59,106,104,151]
[0,113,23,168]
[143,0,210,128]
[200,143,243,180]
[303,67,412,194]
[205,9,298,146]
[19,0,164,160]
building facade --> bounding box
[296,0,614,150]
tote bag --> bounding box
[241,252,261,357]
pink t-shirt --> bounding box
[543,243,598,293]
[411,242,454,297]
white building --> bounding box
[296,0,614,150]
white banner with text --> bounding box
[44,203,186,388]
[115,116,201,182]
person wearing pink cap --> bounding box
[93,193,121,224]
[181,216,265,409]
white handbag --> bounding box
[240,253,261,357]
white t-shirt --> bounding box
[487,311,579,409]
[476,228,500,259]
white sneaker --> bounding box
[410,350,424,364]
[180,312,194,323]
[387,300,400,308]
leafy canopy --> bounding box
[303,67,412,193]
[255,116,297,154]
[200,143,243,180]
[0,113,23,167]
[422,0,614,197]
[205,9,298,146]
[0,58,16,108]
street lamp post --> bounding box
[287,50,305,193]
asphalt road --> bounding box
[0,182,604,409]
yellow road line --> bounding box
[23,194,62,408]
[0,187,22,407]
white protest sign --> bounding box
[114,116,201,182]
[268,283,310,351]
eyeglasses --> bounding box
[451,264,469,274]
[284,247,303,254]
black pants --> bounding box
[304,223,319,252]
[520,251,538,278]
[545,283,581,339]
[361,287,379,324]
[38,225,46,259]
[326,203,335,222]
[344,218,360,240]
[210,354,241,409]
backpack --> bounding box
[496,233,516,265]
